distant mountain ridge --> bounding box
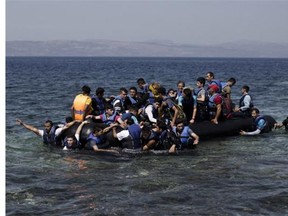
[6,39,288,58]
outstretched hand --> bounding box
[16,119,23,125]
[211,118,218,124]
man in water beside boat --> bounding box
[16,119,64,146]
[240,108,271,135]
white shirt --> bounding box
[116,130,130,141]
[145,105,157,123]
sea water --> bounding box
[6,57,288,215]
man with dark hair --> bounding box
[112,87,128,114]
[194,77,209,121]
[16,119,64,146]
[221,77,237,118]
[125,86,140,110]
[86,104,122,125]
[91,87,107,115]
[85,123,120,154]
[221,77,236,99]
[232,85,253,118]
[112,118,142,149]
[206,71,222,93]
[180,87,197,124]
[240,108,269,135]
[137,78,149,95]
[172,118,199,149]
[71,85,93,121]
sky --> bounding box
[5,0,288,45]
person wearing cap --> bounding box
[208,84,223,124]
[71,85,93,121]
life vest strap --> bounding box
[74,110,84,115]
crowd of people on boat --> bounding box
[16,71,288,154]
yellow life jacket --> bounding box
[149,83,159,98]
[73,94,91,121]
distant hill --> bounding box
[6,39,288,58]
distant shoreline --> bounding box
[6,40,288,58]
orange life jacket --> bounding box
[73,94,91,121]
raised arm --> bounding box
[103,123,118,134]
[75,120,88,137]
[16,119,40,136]
[61,120,78,132]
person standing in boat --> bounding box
[71,85,93,121]
[175,80,185,102]
[194,77,209,121]
[231,85,253,118]
[221,77,236,99]
[178,87,197,124]
[207,84,223,124]
[240,108,270,135]
[205,71,222,93]
[221,77,237,118]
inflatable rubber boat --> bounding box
[59,115,277,145]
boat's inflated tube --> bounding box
[59,115,277,145]
[189,115,276,139]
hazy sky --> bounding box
[6,0,288,45]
